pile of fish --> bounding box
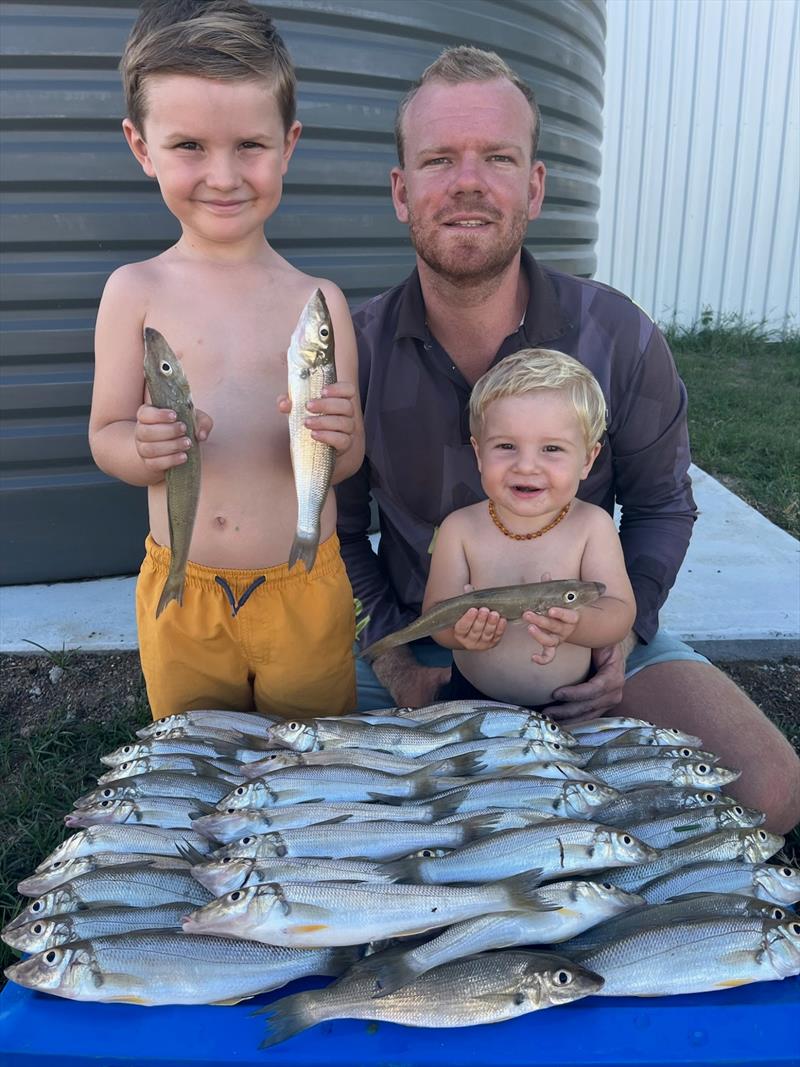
[4,702,799,1049]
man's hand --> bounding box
[523,606,580,665]
[277,382,357,457]
[542,633,638,722]
[453,606,506,651]
[134,404,212,474]
[371,647,451,708]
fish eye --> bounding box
[697,765,709,774]
[160,361,172,374]
[235,787,246,795]
[100,800,113,808]
[122,746,133,755]
[51,861,63,869]
[547,723,557,733]
[226,808,236,815]
[32,923,44,934]
[319,325,330,340]
[44,950,59,964]
[704,793,715,802]
[621,835,632,845]
[772,908,786,920]
[601,882,613,890]
[120,762,131,771]
[734,806,744,816]
[229,891,243,901]
[780,867,795,876]
[555,970,573,985]
[222,857,233,864]
[758,831,768,841]
[790,922,800,935]
[31,900,43,912]
[680,749,692,757]
[420,850,435,858]
[242,837,255,845]
[552,743,562,751]
[564,591,577,603]
[102,789,113,797]
[586,783,596,792]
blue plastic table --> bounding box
[1,974,798,1067]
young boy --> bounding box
[423,348,636,707]
[89,1,364,721]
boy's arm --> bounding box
[525,509,636,652]
[89,267,209,486]
[303,281,365,485]
[422,515,506,651]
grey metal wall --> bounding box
[0,0,606,584]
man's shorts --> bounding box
[354,630,710,712]
[137,533,356,721]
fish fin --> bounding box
[288,535,319,574]
[188,801,215,818]
[441,713,485,743]
[156,575,184,618]
[381,858,419,882]
[255,992,317,1050]
[501,870,550,910]
[427,796,460,820]
[210,994,253,1006]
[427,753,487,778]
[367,792,402,806]
[364,952,423,999]
[460,812,505,839]
[408,765,443,799]
[175,841,208,864]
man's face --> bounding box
[391,78,545,284]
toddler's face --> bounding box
[123,74,301,250]
[471,390,600,523]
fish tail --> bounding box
[427,753,486,778]
[408,765,442,799]
[461,812,504,840]
[156,573,184,618]
[366,952,423,999]
[500,870,548,910]
[427,796,460,820]
[288,534,319,574]
[256,991,317,1048]
[381,857,421,882]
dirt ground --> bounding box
[1,651,798,739]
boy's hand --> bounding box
[277,382,357,457]
[453,606,506,651]
[523,606,580,665]
[134,404,212,473]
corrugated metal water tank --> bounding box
[0,0,606,584]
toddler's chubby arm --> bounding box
[89,265,212,486]
[422,512,507,652]
[277,281,365,485]
[523,506,636,658]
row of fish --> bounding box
[5,701,799,1049]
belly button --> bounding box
[214,516,227,529]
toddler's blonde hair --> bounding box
[469,348,607,451]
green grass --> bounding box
[665,312,800,539]
[0,698,150,977]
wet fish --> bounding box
[257,950,603,1047]
[136,709,277,740]
[100,731,271,767]
[37,825,212,870]
[194,801,442,843]
[65,796,214,831]
[241,747,480,780]
[4,863,212,935]
[566,915,800,996]
[3,903,189,954]
[584,744,718,768]
[182,872,550,946]
[268,717,484,758]
[18,852,191,898]
[594,785,731,825]
[416,735,585,768]
[96,754,243,784]
[362,580,605,661]
[360,880,644,997]
[589,756,739,792]
[383,821,657,884]
[627,803,764,849]
[287,287,336,573]
[573,725,703,748]
[191,856,401,896]
[638,860,800,906]
[143,327,201,616]
[75,771,237,808]
[400,777,619,819]
[5,932,361,1006]
[601,828,785,893]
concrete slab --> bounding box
[1,466,798,658]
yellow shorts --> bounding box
[136,533,356,722]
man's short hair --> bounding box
[395,45,540,166]
[469,348,607,451]
[121,0,296,134]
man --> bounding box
[335,47,800,833]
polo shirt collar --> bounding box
[393,247,571,346]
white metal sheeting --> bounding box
[595,0,799,332]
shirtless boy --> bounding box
[89,1,364,720]
[423,348,636,707]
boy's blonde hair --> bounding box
[121,0,296,134]
[395,45,540,167]
[469,348,607,451]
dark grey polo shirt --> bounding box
[336,249,697,650]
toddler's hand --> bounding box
[277,381,357,457]
[453,606,506,651]
[523,606,580,665]
[134,404,212,473]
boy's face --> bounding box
[123,75,301,250]
[471,390,601,525]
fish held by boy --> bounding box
[287,287,336,573]
[361,579,606,661]
[142,327,201,617]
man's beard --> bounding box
[408,205,529,286]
